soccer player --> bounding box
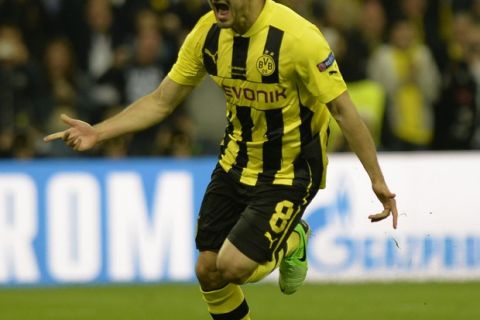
[44,1,398,319]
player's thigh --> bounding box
[216,238,259,278]
[227,183,316,264]
[195,165,246,252]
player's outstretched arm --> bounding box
[44,77,194,151]
[327,91,398,229]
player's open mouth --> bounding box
[212,1,231,21]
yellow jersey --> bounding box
[168,0,347,189]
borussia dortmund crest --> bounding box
[256,53,276,76]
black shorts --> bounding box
[195,164,318,263]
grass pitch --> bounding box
[1,282,479,320]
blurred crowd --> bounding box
[0,0,479,159]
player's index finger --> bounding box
[43,131,65,142]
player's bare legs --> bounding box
[216,239,259,284]
[196,240,259,290]
[195,251,228,291]
[196,241,260,320]
[195,216,311,320]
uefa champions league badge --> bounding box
[317,52,335,72]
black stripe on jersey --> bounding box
[299,105,313,145]
[262,26,284,84]
[220,110,234,158]
[293,104,313,186]
[258,109,284,184]
[210,299,249,320]
[231,36,250,79]
[235,106,254,169]
[203,24,220,76]
[294,103,323,188]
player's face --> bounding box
[208,0,256,33]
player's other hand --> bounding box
[43,114,99,151]
[368,182,398,229]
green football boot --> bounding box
[279,220,310,295]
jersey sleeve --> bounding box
[168,18,208,86]
[294,25,347,104]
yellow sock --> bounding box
[201,283,251,320]
[245,230,301,284]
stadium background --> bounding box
[1,0,480,319]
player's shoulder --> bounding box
[191,10,217,34]
[181,10,216,51]
[197,10,216,25]
[270,1,321,40]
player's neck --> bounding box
[233,0,266,35]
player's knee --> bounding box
[195,258,227,290]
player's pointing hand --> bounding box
[43,114,99,151]
[368,182,398,229]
